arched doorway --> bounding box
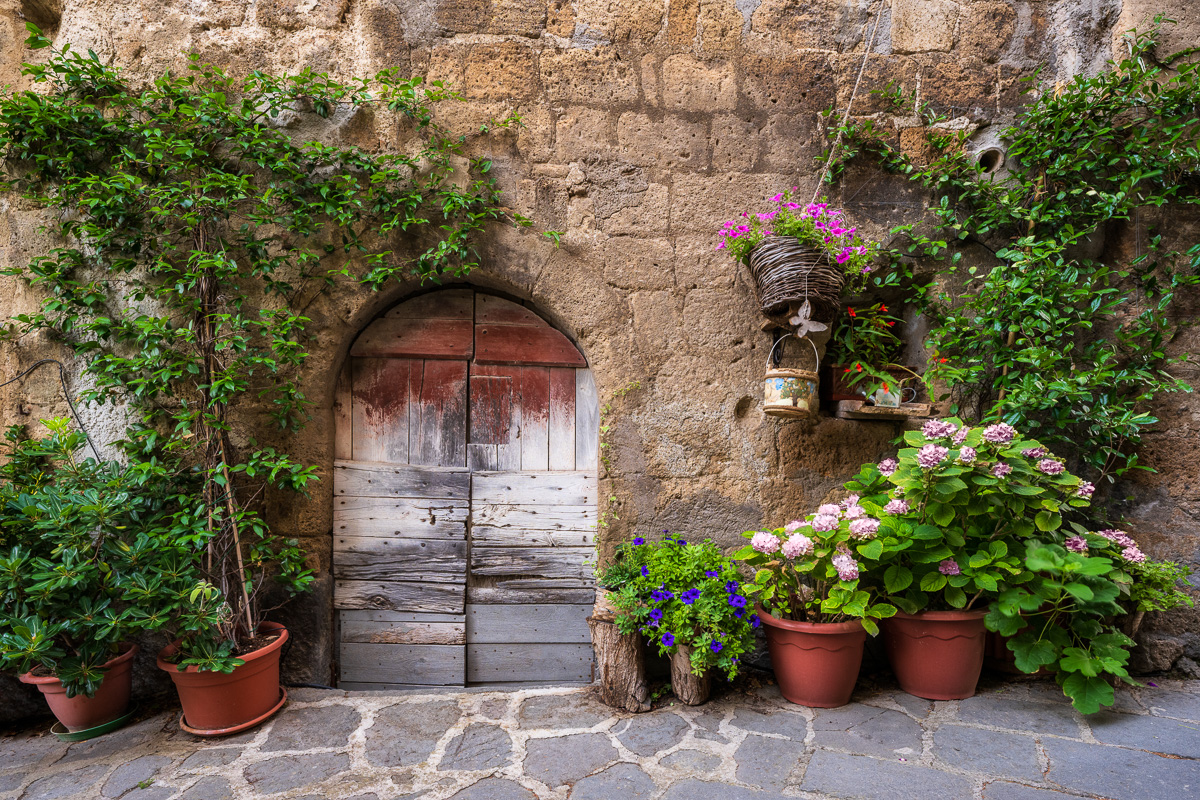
[331,288,599,688]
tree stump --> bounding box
[670,645,711,705]
[588,616,651,712]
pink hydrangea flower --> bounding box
[992,462,1013,478]
[1022,447,1048,459]
[878,458,899,476]
[817,504,842,517]
[751,532,781,554]
[958,446,977,465]
[1065,536,1089,553]
[939,559,961,576]
[1077,482,1095,498]
[917,444,949,470]
[884,498,910,515]
[953,426,970,446]
[849,518,880,540]
[1037,459,1065,475]
[982,423,1016,445]
[810,514,839,533]
[782,534,814,559]
[843,504,866,520]
[1098,529,1136,548]
[1122,546,1147,563]
[841,494,861,509]
[784,519,804,534]
[832,552,859,581]
[923,419,959,440]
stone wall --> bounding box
[0,0,1197,714]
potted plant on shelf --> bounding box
[823,302,922,405]
[0,420,201,736]
[598,534,756,706]
[717,190,878,322]
[734,504,898,708]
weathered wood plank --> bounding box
[351,358,416,463]
[338,610,466,624]
[470,546,594,581]
[334,361,353,461]
[483,577,595,590]
[351,317,474,359]
[575,370,599,471]
[338,682,461,692]
[469,375,512,445]
[334,461,470,500]
[472,503,596,532]
[334,580,464,614]
[412,360,468,468]
[475,293,546,326]
[466,644,594,683]
[548,367,576,471]
[471,471,598,506]
[340,614,465,645]
[475,324,587,367]
[468,586,596,605]
[466,604,592,644]
[387,288,474,320]
[333,537,467,583]
[340,643,465,685]
[334,497,467,540]
[514,367,550,471]
[472,527,596,548]
[467,443,498,471]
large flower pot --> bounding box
[883,610,987,700]
[157,621,288,736]
[758,606,866,708]
[19,644,138,732]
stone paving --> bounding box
[2,675,1199,800]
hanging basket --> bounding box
[747,237,846,320]
[764,334,820,419]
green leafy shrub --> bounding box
[598,535,756,679]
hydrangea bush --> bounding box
[715,189,878,292]
[733,500,898,635]
[597,535,756,679]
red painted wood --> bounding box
[475,294,546,326]
[351,358,417,463]
[387,288,474,320]
[548,368,577,471]
[475,324,586,368]
[351,317,474,360]
[513,366,551,471]
[470,375,512,445]
[411,360,468,467]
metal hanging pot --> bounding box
[764,334,820,419]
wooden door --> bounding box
[333,289,598,689]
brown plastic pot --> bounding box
[157,621,288,736]
[883,610,987,700]
[19,643,138,732]
[758,606,867,708]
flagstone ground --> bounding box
[2,676,1198,800]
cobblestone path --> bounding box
[2,677,1199,800]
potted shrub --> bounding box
[598,535,756,705]
[734,505,897,708]
[0,420,201,734]
[823,302,922,404]
[717,190,878,322]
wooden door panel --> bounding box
[340,610,466,645]
[333,537,467,583]
[475,324,587,367]
[350,358,417,463]
[334,461,470,500]
[387,288,474,320]
[575,369,599,470]
[472,471,598,506]
[334,497,468,540]
[548,368,576,471]
[351,317,474,360]
[335,579,464,614]
[466,643,593,683]
[411,360,468,467]
[340,643,465,685]
[466,604,592,644]
[475,293,546,326]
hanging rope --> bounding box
[0,358,103,461]
[811,0,888,205]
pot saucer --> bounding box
[50,706,136,742]
[178,686,287,737]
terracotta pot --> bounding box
[158,621,288,736]
[883,610,987,700]
[20,644,138,732]
[758,606,866,708]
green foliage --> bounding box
[1125,557,1195,613]
[601,535,756,680]
[828,19,1200,482]
[0,29,533,667]
[824,302,922,398]
[0,419,209,695]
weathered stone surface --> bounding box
[178,776,234,800]
[956,694,1084,738]
[1088,711,1200,758]
[658,778,791,799]
[1143,689,1200,721]
[616,113,708,172]
[555,108,616,161]
[734,735,806,790]
[179,748,240,771]
[541,47,639,107]
[1044,738,1200,800]
[447,778,537,800]
[752,0,868,51]
[568,762,656,799]
[959,1,1016,61]
[603,237,674,290]
[440,723,514,771]
[660,56,737,112]
[0,772,25,794]
[730,707,807,739]
[0,733,59,771]
[257,0,348,31]
[244,752,349,794]
[120,787,174,800]
[367,700,462,767]
[812,704,923,758]
[801,749,975,799]
[102,755,174,798]
[612,712,690,756]
[519,694,611,730]
[659,748,722,772]
[892,0,960,53]
[463,41,538,102]
[982,782,1092,800]
[262,704,361,751]
[523,733,618,788]
[60,718,156,763]
[20,765,107,800]
[933,725,1041,780]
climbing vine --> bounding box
[0,27,542,666]
[824,18,1200,486]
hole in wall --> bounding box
[734,396,754,419]
[20,0,62,29]
[978,147,1005,174]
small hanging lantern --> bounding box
[764,333,820,419]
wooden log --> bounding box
[588,616,651,713]
[670,645,711,706]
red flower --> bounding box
[882,383,890,392]
[887,321,896,327]
[879,304,888,312]
[855,363,863,372]
[843,368,852,373]
[938,358,948,364]
[847,308,857,317]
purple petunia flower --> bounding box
[649,608,664,621]
[1037,459,1065,475]
[641,566,649,577]
[733,608,744,618]
[632,537,645,545]
[878,457,899,476]
[705,570,719,578]
[661,632,676,647]
[939,559,961,576]
[710,640,724,653]
[728,595,748,608]
[650,588,674,602]
[992,462,1013,478]
[681,589,701,605]
[725,581,739,593]
[982,423,1016,445]
[678,540,687,545]
[750,614,762,629]
[1065,536,1089,553]
[917,444,949,470]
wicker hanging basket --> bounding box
[747,237,846,321]
[764,334,820,419]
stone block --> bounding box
[464,41,538,101]
[261,704,361,751]
[661,55,737,112]
[667,0,700,48]
[982,783,1091,800]
[673,236,737,290]
[959,1,1017,62]
[811,704,923,758]
[734,735,807,789]
[244,752,349,794]
[891,0,959,53]
[660,748,722,772]
[698,0,744,55]
[711,115,761,172]
[616,113,708,171]
[1044,737,1200,800]
[517,105,555,163]
[440,723,514,771]
[575,0,665,45]
[19,765,108,800]
[919,57,1025,116]
[731,707,808,738]
[669,172,794,234]
[604,237,675,290]
[801,750,974,799]
[603,183,670,234]
[366,700,463,767]
[257,0,348,31]
[831,54,919,115]
[102,755,174,798]
[555,108,616,161]
[523,733,618,788]
[751,0,869,50]
[741,53,836,113]
[613,712,690,756]
[436,0,489,32]
[956,692,1084,737]
[489,0,547,36]
[179,776,234,800]
[519,693,612,729]
[933,725,1041,780]
[1088,710,1200,758]
[362,0,409,73]
[570,763,657,799]
[541,47,639,107]
[447,778,537,799]
[546,0,575,36]
[761,114,815,171]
